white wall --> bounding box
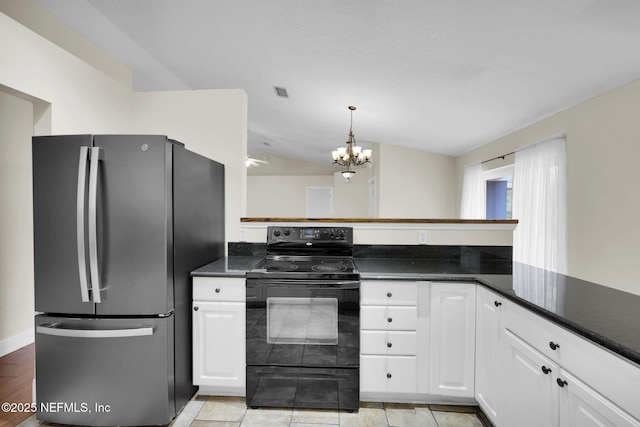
[247,175,334,217]
[457,78,640,295]
[333,170,371,218]
[132,89,247,242]
[378,144,457,218]
[0,89,36,354]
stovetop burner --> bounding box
[268,262,298,272]
[311,263,348,273]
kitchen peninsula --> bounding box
[192,228,640,427]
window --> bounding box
[484,165,513,220]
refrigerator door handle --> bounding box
[88,147,102,303]
[76,146,91,303]
[36,324,155,338]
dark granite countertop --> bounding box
[191,256,263,278]
[191,255,640,367]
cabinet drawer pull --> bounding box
[494,300,502,307]
[557,378,568,388]
[386,373,392,379]
[387,317,393,323]
[541,365,552,375]
[387,292,392,298]
[215,288,221,293]
[387,342,392,348]
[193,306,199,311]
[549,341,560,350]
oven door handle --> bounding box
[246,279,360,289]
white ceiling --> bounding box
[33,0,640,164]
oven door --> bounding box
[245,279,359,410]
[246,279,359,368]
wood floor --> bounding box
[0,343,34,427]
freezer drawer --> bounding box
[35,315,176,426]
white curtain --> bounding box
[512,135,567,273]
[460,162,485,219]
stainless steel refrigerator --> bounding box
[32,135,225,426]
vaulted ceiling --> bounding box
[33,0,640,164]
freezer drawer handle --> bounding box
[76,146,91,303]
[36,325,154,338]
[88,147,102,303]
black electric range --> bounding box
[245,226,360,411]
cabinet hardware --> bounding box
[387,342,393,348]
[387,292,392,298]
[387,373,392,379]
[494,301,502,307]
[215,288,221,293]
[541,365,552,375]
[557,378,568,388]
[549,341,560,350]
[387,317,393,323]
[193,306,199,311]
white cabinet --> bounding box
[360,280,429,400]
[192,277,245,396]
[429,282,476,399]
[559,369,640,427]
[503,329,559,427]
[475,286,505,425]
[503,301,640,427]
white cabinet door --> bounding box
[475,286,504,426]
[429,282,476,398]
[559,369,640,427]
[504,329,559,427]
[193,301,246,392]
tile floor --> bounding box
[168,396,487,427]
[17,396,487,427]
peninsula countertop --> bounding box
[191,256,640,366]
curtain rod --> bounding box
[481,151,515,164]
[480,133,565,164]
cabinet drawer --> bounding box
[193,277,245,302]
[361,331,417,356]
[505,301,564,364]
[361,355,417,393]
[361,306,417,330]
[361,281,417,306]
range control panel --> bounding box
[267,226,353,244]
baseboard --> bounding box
[0,328,34,357]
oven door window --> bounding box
[266,297,338,345]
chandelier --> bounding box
[331,106,372,181]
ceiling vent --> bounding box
[274,86,289,98]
